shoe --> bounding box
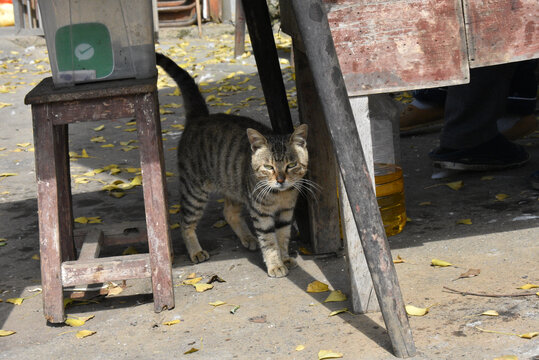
[400,104,444,134]
[531,171,539,190]
[429,134,530,171]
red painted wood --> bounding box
[463,0,539,68]
[323,0,469,95]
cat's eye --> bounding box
[264,165,274,171]
[287,162,297,169]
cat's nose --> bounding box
[276,175,285,184]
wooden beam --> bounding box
[288,0,415,357]
[61,254,151,287]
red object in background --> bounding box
[0,0,13,4]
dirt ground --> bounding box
[0,23,538,360]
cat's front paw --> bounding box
[240,235,258,251]
[267,264,289,278]
[283,257,297,269]
[190,250,210,263]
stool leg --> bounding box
[32,104,65,323]
[54,124,75,262]
[135,92,174,312]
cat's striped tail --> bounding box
[156,52,209,120]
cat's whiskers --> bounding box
[253,180,272,203]
[293,178,321,203]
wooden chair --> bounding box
[25,77,174,323]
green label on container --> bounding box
[55,22,113,79]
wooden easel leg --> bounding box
[32,104,65,323]
[136,92,174,312]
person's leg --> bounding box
[430,63,530,170]
[440,63,517,149]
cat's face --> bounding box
[247,125,308,191]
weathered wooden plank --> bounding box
[293,46,342,254]
[24,77,157,105]
[61,254,151,287]
[49,98,136,125]
[74,221,148,248]
[463,0,539,68]
[322,0,469,95]
[54,124,75,261]
[78,229,104,260]
[289,0,415,356]
[32,104,65,323]
[241,0,294,134]
[136,91,175,312]
[234,0,246,57]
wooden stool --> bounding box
[24,77,174,323]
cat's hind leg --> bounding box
[179,181,210,263]
[223,198,257,251]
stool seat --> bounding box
[25,77,174,323]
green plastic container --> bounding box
[39,0,156,87]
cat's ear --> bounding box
[246,128,268,152]
[290,124,308,148]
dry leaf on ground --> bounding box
[518,284,538,290]
[194,284,213,292]
[307,280,329,293]
[0,330,16,336]
[318,350,344,359]
[75,330,96,339]
[329,308,348,317]
[324,290,347,303]
[431,259,453,267]
[455,268,480,280]
[481,310,499,316]
[163,320,181,326]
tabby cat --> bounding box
[156,53,309,277]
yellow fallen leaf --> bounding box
[295,345,305,351]
[212,220,228,228]
[65,318,86,327]
[31,254,39,260]
[81,149,90,158]
[120,140,135,146]
[0,173,18,177]
[107,285,123,296]
[324,290,347,303]
[329,308,348,316]
[101,144,114,148]
[418,201,431,206]
[163,319,181,326]
[307,280,329,293]
[109,190,125,198]
[481,310,499,316]
[87,217,102,224]
[493,356,518,360]
[184,347,199,354]
[431,259,452,267]
[186,272,197,279]
[93,125,105,131]
[518,332,538,339]
[90,136,106,143]
[16,142,31,147]
[446,181,463,191]
[298,247,312,255]
[74,217,89,224]
[393,255,405,263]
[183,277,202,285]
[518,284,538,290]
[170,223,180,230]
[405,304,434,316]
[0,102,13,108]
[75,330,96,339]
[123,128,137,132]
[495,193,509,201]
[481,175,494,181]
[6,297,23,305]
[456,219,472,225]
[194,284,213,292]
[0,330,16,336]
[318,350,343,359]
[209,301,226,307]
